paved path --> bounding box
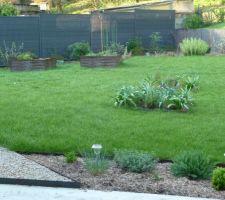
[0,184,218,200]
[0,147,70,182]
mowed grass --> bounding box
[0,56,225,162]
[206,22,225,29]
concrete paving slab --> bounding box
[0,148,71,182]
[0,184,219,200]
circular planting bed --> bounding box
[80,55,122,67]
[10,58,56,71]
[24,154,225,199]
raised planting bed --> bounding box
[9,58,56,71]
[80,55,122,68]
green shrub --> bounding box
[65,151,77,163]
[185,14,204,29]
[213,8,225,23]
[171,151,214,180]
[84,155,110,176]
[180,38,209,56]
[17,52,37,61]
[149,32,162,54]
[68,41,90,60]
[0,3,18,16]
[212,168,225,191]
[114,150,156,173]
[127,38,144,55]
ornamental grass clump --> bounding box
[171,151,214,180]
[84,153,110,176]
[114,150,156,173]
[180,38,209,56]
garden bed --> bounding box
[80,55,122,67]
[25,154,225,199]
[9,58,56,71]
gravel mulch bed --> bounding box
[24,154,225,199]
[0,148,71,182]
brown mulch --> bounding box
[24,154,225,199]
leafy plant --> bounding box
[0,3,18,16]
[68,41,90,60]
[185,14,204,29]
[136,83,160,109]
[84,154,110,176]
[115,75,197,112]
[106,42,125,55]
[114,86,138,107]
[182,75,200,91]
[127,38,144,55]
[149,32,162,54]
[17,52,37,61]
[65,151,77,163]
[212,168,225,191]
[0,41,24,66]
[180,38,209,56]
[163,87,193,112]
[171,151,214,180]
[87,50,117,57]
[114,150,156,173]
[87,42,124,57]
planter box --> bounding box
[80,55,122,67]
[10,58,56,72]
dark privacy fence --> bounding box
[0,10,175,59]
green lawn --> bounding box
[1,56,225,162]
[206,22,225,29]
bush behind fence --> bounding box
[176,29,225,53]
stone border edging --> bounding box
[0,178,81,188]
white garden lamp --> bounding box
[92,144,102,156]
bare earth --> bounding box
[24,154,225,200]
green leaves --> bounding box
[84,154,110,176]
[0,3,18,16]
[114,86,138,107]
[0,41,24,66]
[68,41,90,60]
[114,150,156,173]
[164,87,193,112]
[17,52,38,61]
[180,38,209,56]
[184,14,204,29]
[64,151,77,163]
[115,75,197,112]
[171,151,214,180]
[212,168,225,191]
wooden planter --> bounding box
[80,55,122,67]
[9,58,56,71]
